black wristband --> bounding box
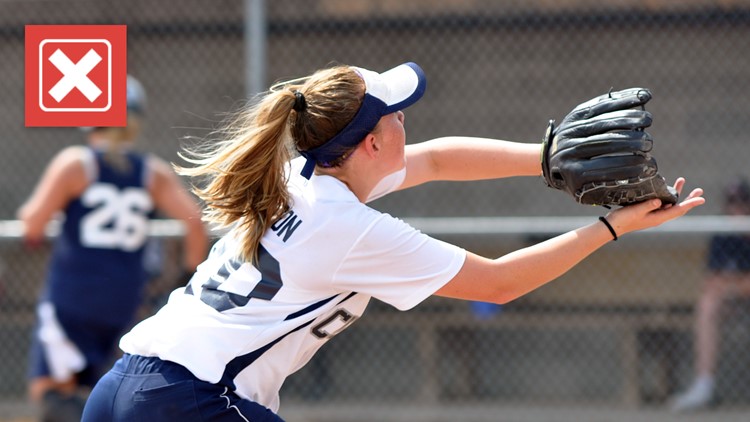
[598,216,618,241]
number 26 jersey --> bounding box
[46,147,155,327]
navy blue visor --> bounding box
[298,62,426,179]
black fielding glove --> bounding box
[541,88,677,206]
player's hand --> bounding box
[604,177,705,237]
[22,236,47,251]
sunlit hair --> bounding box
[177,65,365,263]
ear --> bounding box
[361,133,380,158]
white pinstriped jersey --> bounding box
[119,157,466,412]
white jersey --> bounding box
[120,157,466,412]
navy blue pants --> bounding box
[82,354,284,422]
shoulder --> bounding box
[143,154,181,187]
[144,153,172,175]
[53,145,91,167]
[47,146,93,184]
[355,212,425,247]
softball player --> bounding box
[19,76,209,422]
[82,63,704,421]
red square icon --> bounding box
[25,25,127,127]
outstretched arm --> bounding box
[401,137,541,190]
[436,179,705,304]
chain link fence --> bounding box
[2,0,750,420]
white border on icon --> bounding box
[38,39,112,112]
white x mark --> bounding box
[48,48,102,103]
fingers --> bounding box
[672,177,686,196]
[657,177,686,209]
[684,187,704,200]
[621,197,663,216]
[606,197,663,235]
[679,188,706,208]
[644,198,664,212]
[668,177,703,206]
[607,180,705,236]
[659,187,705,217]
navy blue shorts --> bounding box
[82,354,284,422]
[28,304,124,387]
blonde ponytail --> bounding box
[179,65,364,263]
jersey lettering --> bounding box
[80,183,153,251]
[198,245,284,312]
[270,210,302,242]
[311,309,357,339]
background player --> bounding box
[18,76,209,422]
[671,177,750,412]
[82,63,704,421]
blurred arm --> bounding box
[16,146,89,242]
[147,156,209,271]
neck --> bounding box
[316,168,375,203]
[317,157,386,203]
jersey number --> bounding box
[311,309,356,339]
[80,183,153,251]
[198,245,283,312]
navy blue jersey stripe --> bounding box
[219,318,316,389]
[283,292,356,321]
[284,294,338,321]
[338,291,357,304]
